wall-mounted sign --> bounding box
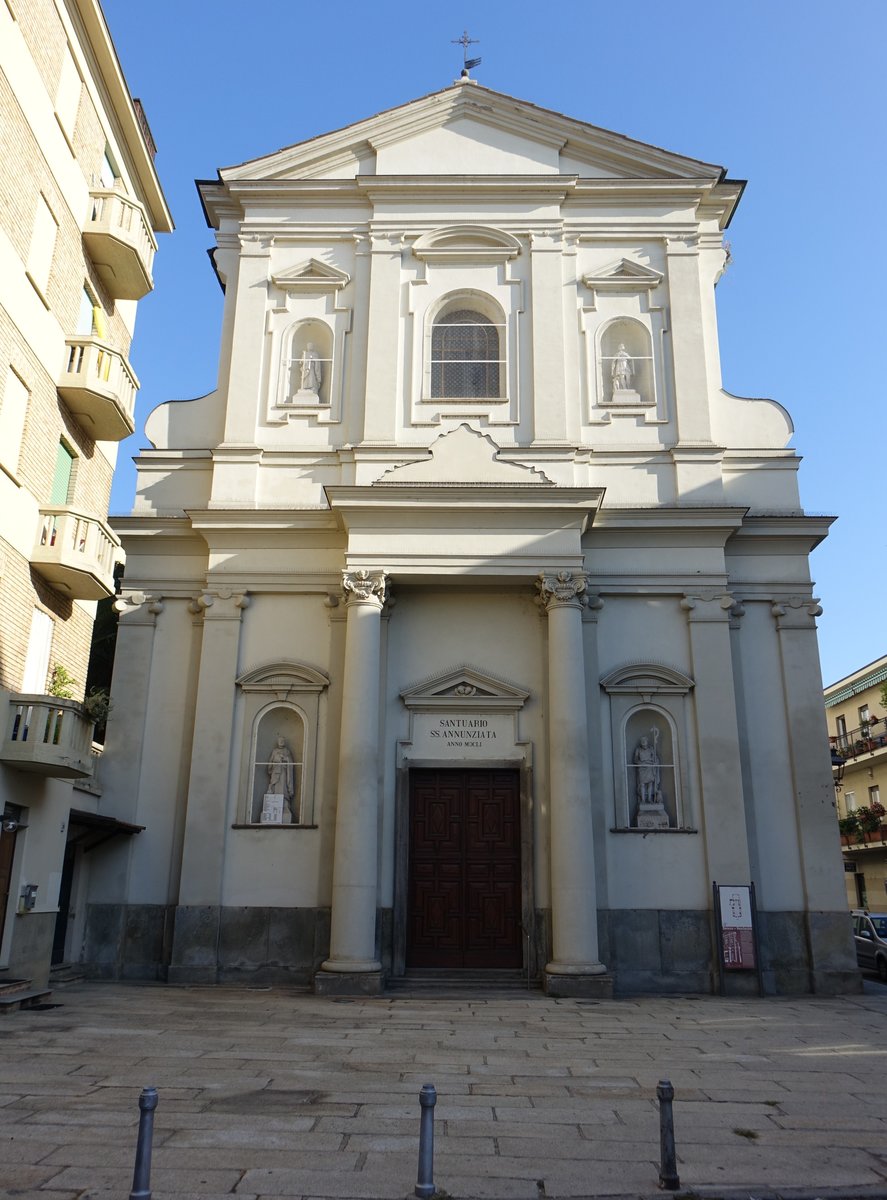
[717,884,755,969]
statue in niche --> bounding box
[296,343,323,397]
[632,726,670,829]
[263,736,295,824]
[611,344,634,394]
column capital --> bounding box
[188,590,250,620]
[536,570,587,613]
[342,569,389,609]
[680,591,735,622]
[113,591,164,625]
[771,595,822,631]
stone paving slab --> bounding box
[1,981,887,1199]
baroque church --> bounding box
[84,80,856,995]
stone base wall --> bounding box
[6,911,55,988]
[81,903,860,995]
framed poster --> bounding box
[713,881,763,994]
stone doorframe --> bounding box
[392,665,535,978]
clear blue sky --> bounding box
[103,0,886,687]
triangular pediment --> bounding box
[271,258,350,292]
[219,83,725,184]
[582,258,664,292]
[377,424,552,486]
[401,664,529,710]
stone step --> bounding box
[0,987,52,1013]
[49,963,86,986]
[0,977,32,998]
[387,969,540,994]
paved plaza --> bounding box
[2,981,887,1200]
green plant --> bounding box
[839,814,860,836]
[82,687,112,726]
[856,803,886,834]
[48,664,77,699]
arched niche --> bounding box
[235,660,329,827]
[601,662,694,831]
[282,319,333,406]
[599,317,654,406]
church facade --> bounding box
[84,82,856,995]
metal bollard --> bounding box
[129,1087,158,1200]
[656,1079,680,1191]
[415,1083,437,1199]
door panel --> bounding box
[407,768,522,969]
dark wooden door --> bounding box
[51,841,76,964]
[0,828,16,942]
[407,768,522,969]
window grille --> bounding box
[431,309,502,398]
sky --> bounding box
[102,0,886,687]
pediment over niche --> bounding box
[237,660,330,695]
[582,258,663,293]
[378,423,552,486]
[401,665,530,711]
[271,258,351,293]
[412,224,522,265]
[600,662,694,697]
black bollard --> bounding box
[656,1079,680,1191]
[129,1087,158,1200]
[415,1083,437,1199]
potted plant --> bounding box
[839,814,860,845]
[858,801,887,842]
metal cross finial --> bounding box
[452,29,481,76]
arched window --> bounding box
[431,308,501,398]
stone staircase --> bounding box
[0,974,52,1013]
[386,968,540,996]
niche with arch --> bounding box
[235,661,329,827]
[424,291,507,402]
[599,318,655,407]
[281,319,333,407]
[601,663,695,830]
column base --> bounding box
[544,970,614,999]
[314,969,385,997]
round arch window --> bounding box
[431,309,501,398]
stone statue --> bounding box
[266,736,295,821]
[611,344,633,393]
[633,731,660,805]
[298,343,322,395]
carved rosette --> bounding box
[536,570,588,613]
[342,569,389,609]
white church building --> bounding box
[84,80,856,996]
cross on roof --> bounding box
[451,29,481,76]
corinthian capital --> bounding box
[342,569,389,608]
[536,570,587,612]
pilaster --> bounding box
[666,237,714,447]
[529,232,568,443]
[222,235,271,445]
[169,589,249,984]
[362,236,402,444]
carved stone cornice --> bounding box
[342,569,389,609]
[536,570,587,613]
[113,591,164,625]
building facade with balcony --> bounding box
[826,655,887,912]
[0,0,171,991]
[85,80,856,996]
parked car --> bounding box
[851,910,887,981]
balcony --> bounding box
[57,336,139,441]
[0,695,95,779]
[31,506,121,600]
[82,187,156,299]
[830,716,887,765]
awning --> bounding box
[68,809,144,852]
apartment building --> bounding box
[0,0,171,994]
[826,655,887,911]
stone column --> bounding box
[169,589,249,985]
[537,570,610,997]
[771,598,859,993]
[317,570,389,994]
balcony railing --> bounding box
[83,186,157,299]
[57,336,139,441]
[0,694,94,779]
[830,716,887,763]
[31,506,121,600]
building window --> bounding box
[50,441,75,505]
[869,785,881,808]
[430,304,503,399]
[55,44,82,142]
[859,704,871,728]
[21,609,54,694]
[26,194,58,299]
[0,367,29,479]
[845,791,856,813]
[836,714,848,748]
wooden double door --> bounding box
[407,768,523,969]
